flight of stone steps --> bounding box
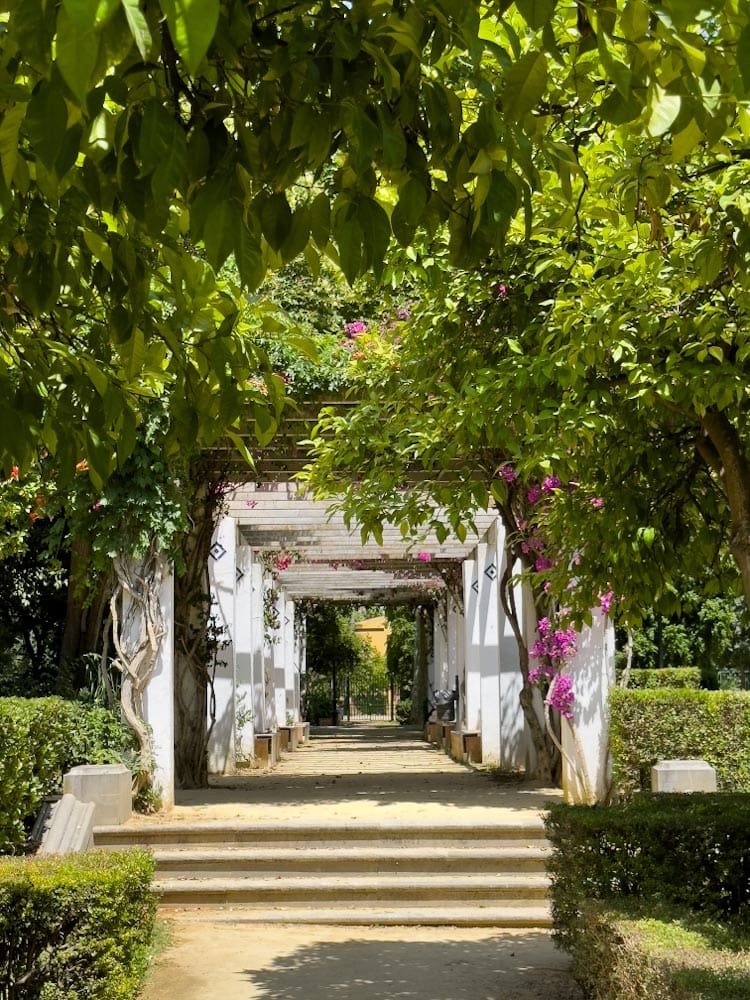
[94,819,552,926]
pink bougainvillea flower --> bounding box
[495,464,516,483]
[527,485,542,504]
[345,320,367,338]
[417,552,432,562]
[599,591,614,615]
[590,497,604,509]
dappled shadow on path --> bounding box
[240,931,583,1000]
[171,724,560,818]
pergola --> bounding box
[226,480,497,605]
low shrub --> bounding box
[0,849,156,1000]
[395,698,412,725]
[609,688,750,798]
[544,795,750,952]
[617,667,701,690]
[572,900,750,1000]
[0,698,135,853]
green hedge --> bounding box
[544,795,750,953]
[609,689,750,798]
[0,698,135,853]
[571,900,750,1000]
[617,667,702,689]
[0,849,155,1000]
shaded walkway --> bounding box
[127,724,561,829]
[134,725,581,999]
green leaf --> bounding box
[63,0,119,29]
[159,0,219,75]
[83,229,114,271]
[515,0,556,31]
[503,51,547,121]
[234,223,265,290]
[671,119,702,161]
[647,88,682,137]
[55,7,100,103]
[122,0,152,59]
[24,81,67,169]
[259,193,293,253]
[738,23,750,93]
[0,104,26,186]
[191,175,236,269]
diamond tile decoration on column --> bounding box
[471,579,480,594]
[484,563,497,580]
[236,567,245,583]
[209,541,227,561]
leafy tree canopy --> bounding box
[3,0,749,488]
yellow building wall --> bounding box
[354,616,390,657]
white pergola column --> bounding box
[496,521,526,771]
[261,570,276,731]
[283,598,298,722]
[432,594,450,693]
[206,516,236,774]
[293,608,306,723]
[446,594,464,723]
[233,544,256,763]
[462,555,481,731]
[562,610,615,803]
[474,526,502,762]
[272,587,288,727]
[250,558,269,732]
[142,563,174,809]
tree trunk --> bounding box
[700,409,750,612]
[110,543,167,794]
[173,475,223,788]
[60,537,112,686]
[495,505,560,784]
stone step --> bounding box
[159,903,553,928]
[152,845,549,876]
[95,820,547,850]
[154,872,550,906]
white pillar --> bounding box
[206,516,236,774]
[447,593,464,724]
[142,563,174,809]
[462,555,480,731]
[251,559,269,732]
[495,521,526,771]
[475,527,502,762]
[432,595,449,693]
[233,544,256,764]
[273,588,287,727]
[259,568,276,731]
[562,610,615,803]
[283,598,297,722]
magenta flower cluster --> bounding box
[547,674,575,721]
[417,552,432,562]
[496,463,516,483]
[530,616,577,667]
[345,321,367,339]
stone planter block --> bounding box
[651,759,717,793]
[63,764,132,825]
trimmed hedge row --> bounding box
[617,667,702,689]
[0,698,135,853]
[571,900,750,1000]
[544,795,750,953]
[0,849,155,1000]
[609,689,750,798]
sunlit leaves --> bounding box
[158,0,219,75]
